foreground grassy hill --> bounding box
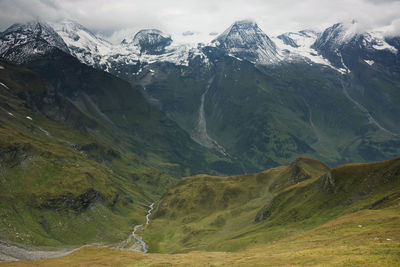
[144,157,330,252]
[2,157,399,266]
[142,156,400,254]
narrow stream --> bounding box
[118,203,155,253]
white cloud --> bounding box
[0,0,399,43]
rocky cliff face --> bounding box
[212,20,280,64]
[0,21,69,63]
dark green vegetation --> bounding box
[0,56,231,247]
[125,53,400,172]
[143,156,400,254]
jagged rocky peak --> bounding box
[212,20,280,64]
[0,20,70,63]
[128,29,172,55]
[0,20,69,54]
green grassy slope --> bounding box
[142,157,330,252]
[0,60,175,246]
[143,156,400,253]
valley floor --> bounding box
[1,207,399,266]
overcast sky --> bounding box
[1,0,400,44]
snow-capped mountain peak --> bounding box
[51,19,112,66]
[0,20,69,63]
[1,18,398,76]
[212,20,280,64]
[128,29,173,55]
[312,21,399,72]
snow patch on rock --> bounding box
[364,59,375,65]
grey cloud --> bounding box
[38,0,60,9]
[364,0,400,4]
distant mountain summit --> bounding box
[2,19,398,74]
[213,20,280,64]
[0,21,69,63]
[312,21,399,71]
[128,29,172,55]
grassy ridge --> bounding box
[142,156,400,253]
[142,157,330,252]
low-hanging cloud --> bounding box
[1,0,399,43]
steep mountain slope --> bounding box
[0,59,165,247]
[0,35,236,248]
[143,156,400,253]
[22,48,235,176]
[312,21,400,136]
[131,55,400,172]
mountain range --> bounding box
[0,17,399,263]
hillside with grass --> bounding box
[141,156,400,254]
[0,59,173,247]
[1,157,398,266]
